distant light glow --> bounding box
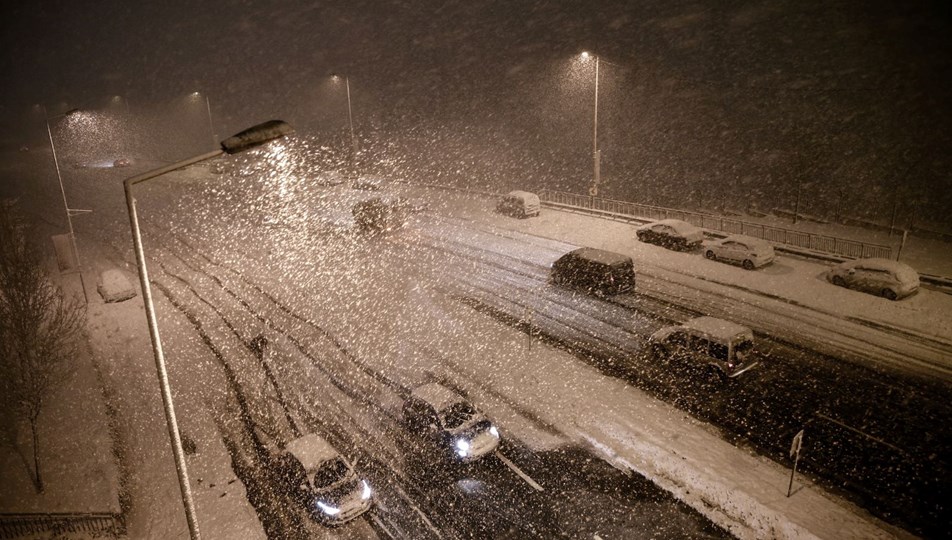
[489,426,499,438]
[580,51,591,59]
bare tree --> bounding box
[0,199,86,493]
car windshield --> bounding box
[734,339,754,357]
[440,401,477,430]
[312,457,350,490]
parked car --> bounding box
[314,170,346,186]
[353,175,385,191]
[827,258,919,300]
[352,196,409,233]
[551,247,636,296]
[272,433,373,525]
[636,219,704,251]
[113,158,131,168]
[704,234,775,270]
[403,383,501,463]
[496,190,541,218]
[648,316,759,380]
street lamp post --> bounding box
[331,75,359,174]
[43,106,90,304]
[580,52,602,199]
[123,120,293,540]
[190,92,217,149]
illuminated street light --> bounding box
[330,74,359,173]
[42,105,91,304]
[123,120,293,540]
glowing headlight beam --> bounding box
[361,480,372,500]
[316,501,340,516]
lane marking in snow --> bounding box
[495,451,544,492]
[393,483,443,538]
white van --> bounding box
[496,190,541,218]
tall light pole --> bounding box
[123,120,293,540]
[43,106,90,304]
[190,92,217,148]
[580,52,601,199]
[331,75,358,173]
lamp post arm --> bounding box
[125,149,224,188]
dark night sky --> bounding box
[2,1,951,224]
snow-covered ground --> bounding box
[3,153,948,539]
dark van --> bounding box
[551,248,636,296]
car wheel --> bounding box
[882,288,898,301]
[742,259,755,270]
[637,232,647,242]
[705,250,716,261]
[832,275,846,287]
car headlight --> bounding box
[489,426,499,438]
[316,501,340,516]
[456,438,471,457]
[361,480,372,500]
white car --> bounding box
[274,434,373,525]
[636,219,704,251]
[403,383,501,463]
[704,234,775,270]
[828,258,919,300]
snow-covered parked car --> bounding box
[353,175,386,191]
[403,383,501,463]
[704,234,775,270]
[272,433,373,525]
[648,316,759,380]
[827,258,920,300]
[496,190,541,218]
[636,219,704,251]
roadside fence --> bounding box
[539,189,893,260]
[0,512,122,539]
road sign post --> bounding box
[788,428,804,497]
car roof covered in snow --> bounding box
[504,190,539,202]
[645,218,701,234]
[562,247,632,267]
[411,382,466,412]
[839,258,919,280]
[720,234,772,249]
[284,433,340,472]
[681,316,753,341]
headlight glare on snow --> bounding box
[456,438,471,457]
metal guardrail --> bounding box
[540,189,893,260]
[0,512,122,538]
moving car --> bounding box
[403,383,501,463]
[704,234,775,270]
[113,158,131,167]
[272,433,373,525]
[636,219,704,251]
[551,247,636,296]
[648,316,759,380]
[827,257,919,300]
[496,190,541,218]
